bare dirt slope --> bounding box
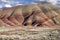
[0,4,60,40]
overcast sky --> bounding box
[0,0,59,8]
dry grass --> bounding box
[0,27,60,40]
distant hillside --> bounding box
[0,4,60,28]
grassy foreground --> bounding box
[0,27,60,40]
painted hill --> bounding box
[0,4,60,40]
[0,4,60,28]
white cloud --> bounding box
[5,4,12,7]
[1,0,15,4]
[35,0,57,5]
[47,0,57,5]
[0,5,3,8]
[31,2,38,4]
[16,4,23,6]
[16,4,23,5]
[35,0,45,1]
[1,0,7,2]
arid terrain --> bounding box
[0,4,60,40]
